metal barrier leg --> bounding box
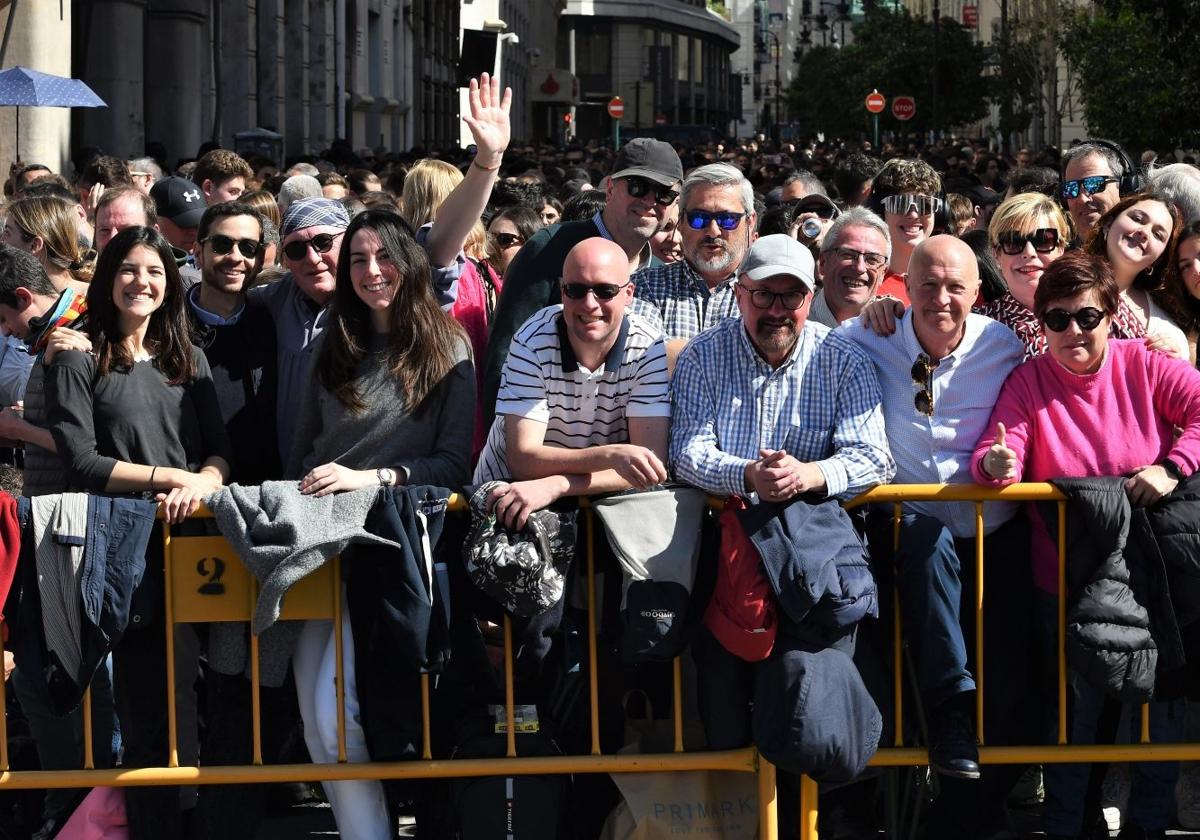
[758,756,778,840]
[799,773,818,840]
[333,557,347,764]
[503,614,516,758]
[672,657,684,753]
[163,523,178,767]
[892,504,904,747]
[586,508,601,756]
[974,501,985,744]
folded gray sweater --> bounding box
[204,481,401,685]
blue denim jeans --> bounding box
[1035,591,1184,835]
[893,513,976,709]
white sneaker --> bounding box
[1101,762,1131,832]
[1177,762,1200,830]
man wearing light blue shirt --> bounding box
[844,235,1033,836]
[670,234,893,501]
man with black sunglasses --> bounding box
[484,138,683,421]
[631,163,756,340]
[844,236,1037,836]
[188,200,279,484]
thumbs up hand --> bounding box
[985,422,1018,481]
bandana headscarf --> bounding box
[280,197,350,238]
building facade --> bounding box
[560,0,739,144]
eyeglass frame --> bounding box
[199,234,264,259]
[995,227,1062,256]
[684,210,747,231]
[830,246,888,269]
[561,281,632,301]
[1041,306,1106,333]
[882,193,944,217]
[620,176,680,207]
[281,231,343,262]
[1060,175,1119,201]
[739,284,810,310]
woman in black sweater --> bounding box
[44,225,231,840]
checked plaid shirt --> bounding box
[669,316,895,499]
[632,260,738,340]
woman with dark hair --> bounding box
[972,250,1200,840]
[486,205,544,278]
[44,225,232,840]
[285,209,474,838]
[1160,220,1200,366]
[1085,191,1189,358]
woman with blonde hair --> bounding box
[399,158,463,229]
[2,194,95,293]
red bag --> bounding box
[703,496,777,661]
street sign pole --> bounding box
[607,96,625,149]
[874,114,879,150]
[864,90,886,150]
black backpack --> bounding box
[437,715,572,839]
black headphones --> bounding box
[1089,138,1144,195]
[1063,138,1144,203]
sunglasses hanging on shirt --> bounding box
[911,353,939,416]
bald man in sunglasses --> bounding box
[474,237,670,527]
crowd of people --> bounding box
[0,72,1199,840]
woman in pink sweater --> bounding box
[972,252,1200,593]
[971,251,1200,839]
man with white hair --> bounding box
[632,162,757,340]
[276,174,323,216]
[1148,162,1200,224]
[809,207,892,328]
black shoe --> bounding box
[929,707,980,780]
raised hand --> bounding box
[463,73,512,166]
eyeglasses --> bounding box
[561,281,631,301]
[684,210,746,231]
[911,353,939,416]
[492,232,525,249]
[1042,306,1106,332]
[282,231,341,262]
[1060,176,1119,201]
[832,247,887,269]
[201,234,263,259]
[622,176,679,207]
[882,193,944,217]
[996,228,1061,255]
[743,287,809,310]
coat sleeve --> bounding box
[45,350,116,492]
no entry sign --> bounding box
[865,91,885,114]
[607,96,624,119]
[892,95,916,121]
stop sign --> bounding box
[607,96,625,119]
[865,91,885,114]
[892,96,916,121]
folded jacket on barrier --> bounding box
[1038,474,1200,704]
[699,494,882,784]
[205,481,403,687]
[346,485,451,763]
[591,485,707,663]
[10,493,158,715]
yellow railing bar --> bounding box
[503,614,516,758]
[1057,500,1068,744]
[585,508,601,756]
[0,748,761,788]
[163,522,178,768]
[672,657,684,753]
[891,503,903,747]
[800,774,819,839]
[332,554,346,764]
[758,758,778,840]
[974,500,985,744]
[82,686,93,769]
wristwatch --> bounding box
[377,467,397,487]
[1162,458,1187,483]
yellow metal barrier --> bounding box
[3,483,1194,840]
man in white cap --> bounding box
[670,233,893,502]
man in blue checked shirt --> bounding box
[631,163,756,340]
[669,233,894,502]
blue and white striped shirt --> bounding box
[632,260,738,340]
[669,317,894,498]
[841,312,1023,537]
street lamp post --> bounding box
[766,30,782,143]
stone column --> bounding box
[218,1,253,148]
[257,0,281,131]
[73,0,146,164]
[283,0,308,158]
[146,0,207,164]
[0,1,73,174]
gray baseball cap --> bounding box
[739,234,816,291]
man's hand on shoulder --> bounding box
[606,443,667,489]
[744,448,826,501]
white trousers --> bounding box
[293,590,391,840]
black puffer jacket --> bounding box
[1039,474,1200,704]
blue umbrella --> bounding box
[0,66,106,158]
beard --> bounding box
[754,318,798,355]
[688,238,737,274]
